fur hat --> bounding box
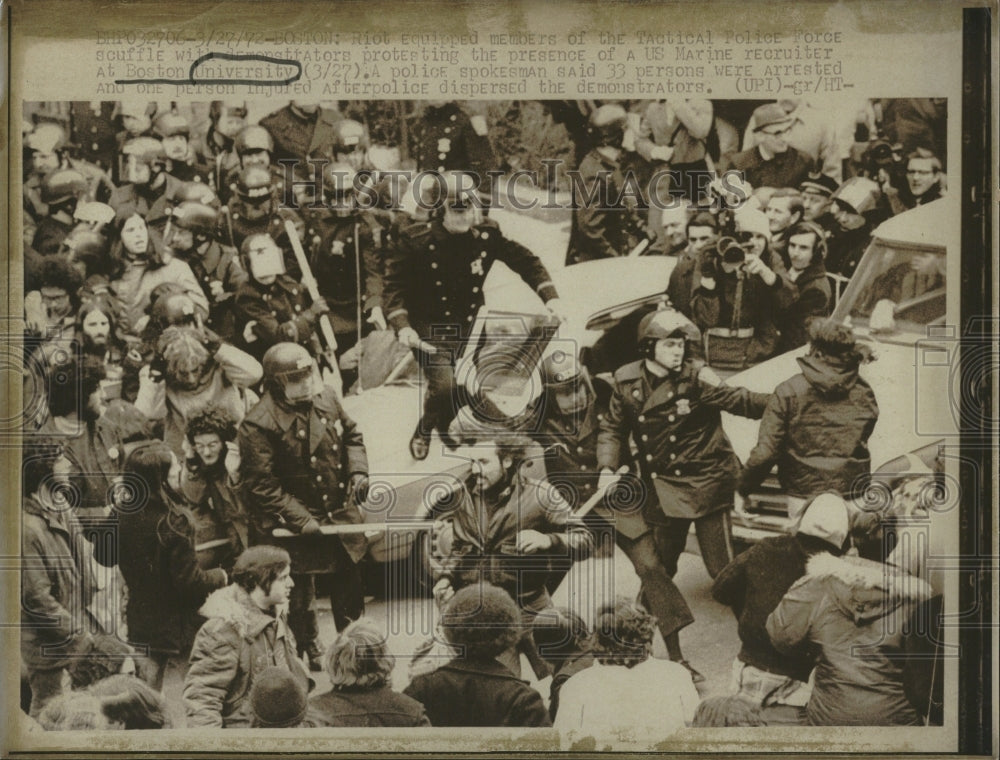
[441,584,521,659]
[249,667,308,728]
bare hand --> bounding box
[432,577,455,605]
[744,255,776,286]
[209,280,226,301]
[516,529,554,554]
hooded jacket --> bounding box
[184,584,308,728]
[712,493,849,681]
[766,553,931,726]
[739,352,878,499]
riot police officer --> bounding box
[31,168,89,255]
[108,137,182,247]
[219,125,277,205]
[535,349,703,682]
[302,162,386,359]
[220,165,304,279]
[232,233,328,362]
[153,111,207,184]
[597,309,769,582]
[238,342,370,669]
[164,201,247,342]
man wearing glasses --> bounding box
[883,147,945,215]
[717,103,815,191]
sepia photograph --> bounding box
[2,1,994,756]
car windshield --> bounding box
[832,238,947,334]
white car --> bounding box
[340,254,678,580]
[722,198,958,591]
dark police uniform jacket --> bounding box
[303,210,384,338]
[597,359,769,521]
[535,378,650,540]
[238,386,369,569]
[233,274,318,361]
[410,102,496,195]
[186,241,248,342]
[258,105,343,166]
[383,218,557,346]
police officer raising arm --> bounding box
[382,171,566,460]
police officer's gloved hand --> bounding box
[307,297,330,320]
[301,518,323,536]
[349,473,370,504]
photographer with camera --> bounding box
[690,227,783,370]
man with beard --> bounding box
[597,309,769,583]
[232,233,329,362]
[33,346,151,526]
[238,342,370,670]
[163,201,247,342]
[383,171,565,460]
[429,434,593,679]
[532,350,703,681]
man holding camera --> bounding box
[690,229,784,369]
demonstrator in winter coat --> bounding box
[766,532,932,726]
[183,545,308,728]
[738,319,878,518]
[711,492,852,724]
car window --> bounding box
[833,239,946,333]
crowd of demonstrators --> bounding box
[20,97,945,735]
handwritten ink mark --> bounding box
[114,51,302,86]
